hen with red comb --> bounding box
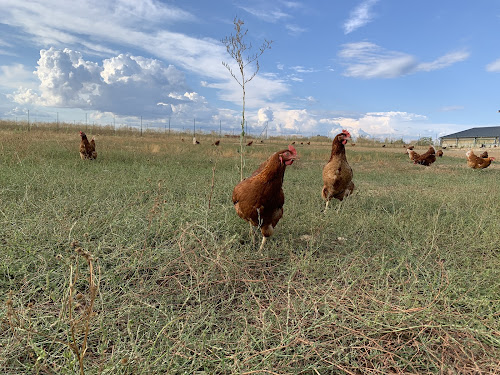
[232,145,298,251]
[321,130,354,210]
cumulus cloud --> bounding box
[251,107,431,138]
[339,42,469,79]
[486,58,500,72]
[258,107,274,123]
[9,47,195,118]
[0,0,289,117]
[273,109,318,133]
[320,111,428,138]
[343,0,379,34]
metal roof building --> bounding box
[440,126,500,148]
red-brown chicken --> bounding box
[407,149,420,162]
[466,150,495,169]
[232,145,298,251]
[322,130,354,210]
[414,146,436,166]
[79,131,97,160]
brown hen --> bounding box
[322,130,354,210]
[232,145,298,251]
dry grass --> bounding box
[0,123,499,374]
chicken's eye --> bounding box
[283,152,290,157]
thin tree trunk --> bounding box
[240,83,246,181]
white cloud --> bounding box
[285,24,306,36]
[258,107,274,123]
[343,0,379,34]
[339,42,417,78]
[300,96,317,103]
[9,48,192,118]
[238,5,291,23]
[205,75,289,109]
[339,42,469,79]
[486,58,500,72]
[0,0,288,119]
[440,105,464,112]
[320,111,428,138]
[0,64,37,89]
[417,50,469,72]
[274,109,318,133]
[291,66,318,73]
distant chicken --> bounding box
[414,146,437,166]
[213,140,220,146]
[436,150,443,157]
[479,151,488,158]
[407,148,420,162]
[232,145,298,251]
[466,150,495,169]
[246,141,253,146]
[322,130,354,210]
[408,146,436,166]
[79,131,97,160]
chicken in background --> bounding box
[479,151,488,158]
[232,145,298,252]
[407,148,420,162]
[79,131,97,160]
[322,130,354,211]
[466,150,495,169]
[436,150,443,157]
[414,146,437,166]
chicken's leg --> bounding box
[324,200,330,212]
[249,222,255,244]
[258,236,267,253]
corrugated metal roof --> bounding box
[440,126,500,139]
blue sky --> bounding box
[1,0,499,140]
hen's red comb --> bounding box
[342,129,351,137]
[288,144,297,155]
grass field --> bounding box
[1,126,499,374]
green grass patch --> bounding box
[1,128,499,374]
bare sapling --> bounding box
[222,17,272,181]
